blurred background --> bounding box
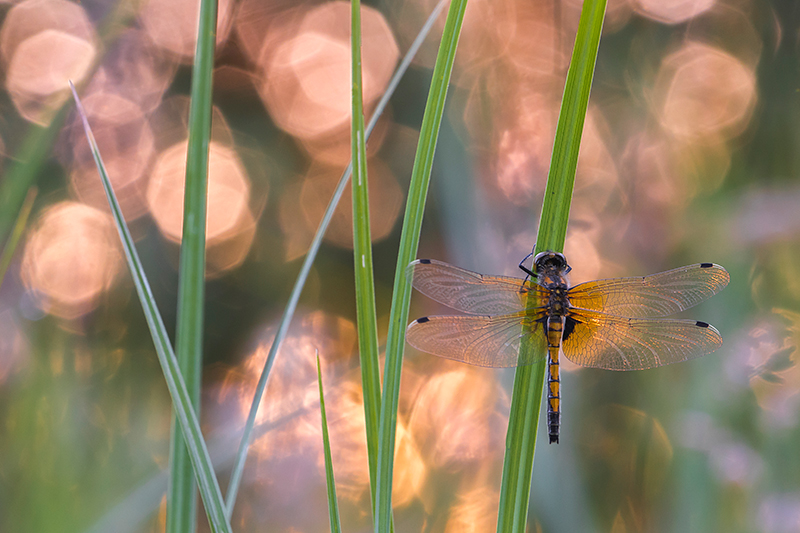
[0,0,797,532]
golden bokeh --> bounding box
[256,2,398,141]
[21,202,122,319]
[444,485,499,533]
[216,311,356,432]
[280,159,403,259]
[657,41,757,143]
[407,366,506,470]
[212,310,427,512]
[146,140,253,245]
[140,0,234,62]
[0,0,97,124]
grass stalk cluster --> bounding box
[70,0,605,530]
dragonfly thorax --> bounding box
[545,286,570,316]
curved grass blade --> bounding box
[375,1,468,531]
[69,82,232,533]
[167,0,218,530]
[496,1,608,532]
[223,0,448,515]
[317,353,342,533]
[0,187,37,290]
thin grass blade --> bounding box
[167,0,218,530]
[351,0,382,510]
[496,1,607,532]
[317,353,342,533]
[374,1,469,531]
[223,0,447,514]
[69,82,232,533]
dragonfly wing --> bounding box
[562,308,723,371]
[567,263,729,317]
[405,313,547,368]
[406,259,546,315]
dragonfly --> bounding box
[405,251,730,444]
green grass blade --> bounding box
[538,0,608,252]
[0,113,69,246]
[317,354,342,533]
[223,1,446,514]
[351,0,382,509]
[495,1,607,532]
[0,3,133,246]
[374,1,468,531]
[69,83,232,533]
[0,187,37,290]
[168,0,218,531]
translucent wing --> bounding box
[562,308,723,371]
[405,312,547,367]
[567,263,730,317]
[406,259,546,315]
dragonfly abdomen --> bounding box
[546,316,563,444]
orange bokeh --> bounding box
[256,2,398,141]
[443,485,499,533]
[280,159,403,260]
[407,367,507,470]
[146,140,253,245]
[657,42,757,143]
[0,0,97,124]
[213,310,426,510]
[140,0,234,62]
[21,202,122,319]
[633,0,714,25]
[217,311,357,429]
[490,91,556,207]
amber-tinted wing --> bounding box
[405,312,547,367]
[567,263,729,317]
[561,308,723,371]
[406,259,547,315]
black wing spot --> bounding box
[696,321,710,328]
[700,263,713,268]
[416,317,430,324]
[419,259,432,264]
[563,316,579,341]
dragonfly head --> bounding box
[533,251,569,276]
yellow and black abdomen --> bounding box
[545,316,563,444]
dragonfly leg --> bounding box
[518,249,536,285]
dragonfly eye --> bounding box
[533,251,569,274]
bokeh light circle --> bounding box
[146,140,253,244]
[21,202,122,319]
